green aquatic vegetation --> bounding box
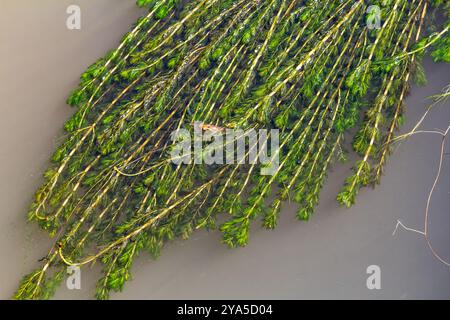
[15,0,449,299]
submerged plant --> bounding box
[15,0,449,299]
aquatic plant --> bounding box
[15,0,449,299]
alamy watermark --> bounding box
[366,5,381,30]
[66,5,81,30]
[170,122,279,176]
[366,1,392,30]
[66,266,81,290]
[366,265,381,290]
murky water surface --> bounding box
[0,1,449,299]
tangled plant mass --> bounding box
[15,0,449,299]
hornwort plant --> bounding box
[15,0,449,299]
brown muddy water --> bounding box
[1,1,449,299]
